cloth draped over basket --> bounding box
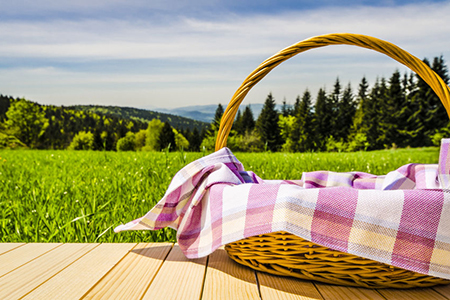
[115,139,450,280]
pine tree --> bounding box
[329,78,342,138]
[428,56,450,131]
[158,122,176,151]
[189,127,202,151]
[313,88,331,150]
[290,90,314,152]
[281,98,290,117]
[213,103,224,131]
[292,96,301,117]
[233,109,243,134]
[335,83,356,142]
[379,70,403,147]
[371,78,388,149]
[351,77,369,134]
[241,105,255,134]
[256,93,282,151]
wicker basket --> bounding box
[216,33,450,289]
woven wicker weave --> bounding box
[217,33,450,289]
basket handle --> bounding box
[215,33,450,151]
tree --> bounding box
[212,103,224,132]
[379,71,403,147]
[0,95,12,122]
[292,96,301,117]
[173,128,189,150]
[278,114,296,151]
[368,78,387,149]
[256,93,282,151]
[68,131,94,150]
[117,132,136,151]
[135,129,148,150]
[351,77,369,135]
[158,122,176,151]
[427,56,450,131]
[281,98,290,117]
[290,89,314,152]
[335,83,356,142]
[189,127,202,151]
[312,88,331,150]
[328,78,342,138]
[5,99,48,147]
[146,119,164,150]
[241,105,255,134]
[348,77,370,150]
[233,109,243,134]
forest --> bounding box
[0,55,448,152]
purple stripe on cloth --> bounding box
[352,173,378,189]
[311,187,358,252]
[192,165,215,187]
[154,185,182,224]
[303,172,329,188]
[392,190,445,273]
[177,203,204,251]
[244,184,279,237]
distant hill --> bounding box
[153,103,285,123]
[70,105,209,131]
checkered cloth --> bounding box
[115,139,450,279]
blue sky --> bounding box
[1,0,450,109]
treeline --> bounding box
[69,105,207,131]
[0,97,206,151]
[202,56,450,152]
[1,55,449,152]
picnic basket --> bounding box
[217,33,450,289]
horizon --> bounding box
[1,0,450,109]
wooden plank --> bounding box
[82,243,173,299]
[314,283,385,300]
[0,243,61,278]
[378,287,448,300]
[0,243,97,300]
[202,247,260,300]
[433,283,450,299]
[22,243,136,300]
[0,243,25,255]
[142,244,207,300]
[257,272,323,300]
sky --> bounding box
[1,0,450,110]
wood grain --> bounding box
[434,283,450,298]
[378,287,448,300]
[314,283,385,300]
[82,243,172,299]
[22,243,136,300]
[0,243,24,255]
[258,272,323,300]
[0,243,97,300]
[202,247,260,300]
[142,244,207,300]
[0,243,61,278]
[0,243,448,300]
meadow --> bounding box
[0,147,440,243]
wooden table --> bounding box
[1,243,449,300]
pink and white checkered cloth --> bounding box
[115,139,450,279]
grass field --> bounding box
[0,147,441,243]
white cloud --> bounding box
[1,2,450,108]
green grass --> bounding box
[0,147,440,243]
